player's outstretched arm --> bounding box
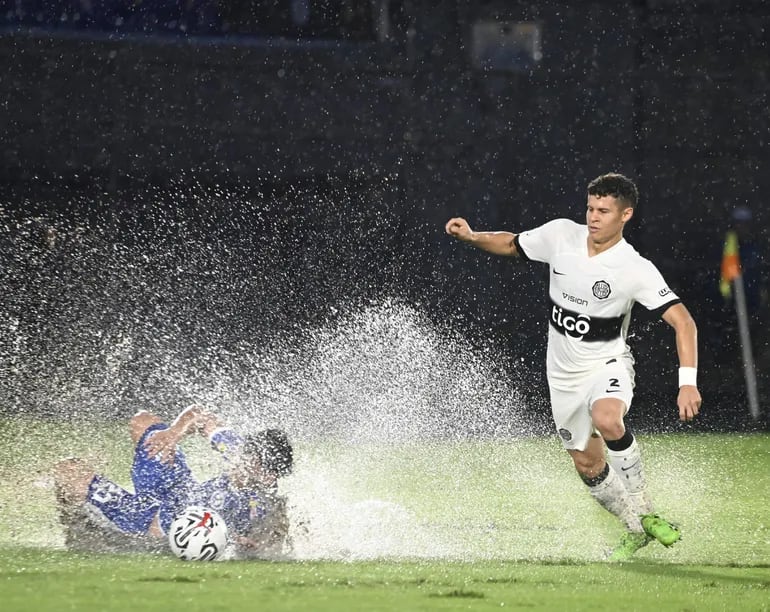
[233,494,291,560]
[661,303,702,421]
[144,404,222,463]
[445,217,519,257]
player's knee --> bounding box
[592,413,625,440]
[54,457,94,502]
[596,421,626,441]
[130,410,162,445]
[591,400,626,440]
[54,457,89,480]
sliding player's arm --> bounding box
[144,404,223,462]
[233,494,291,560]
[445,217,520,257]
[174,406,246,462]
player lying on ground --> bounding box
[54,404,294,559]
[446,173,702,561]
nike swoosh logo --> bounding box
[621,462,640,472]
[604,389,623,393]
[553,269,566,275]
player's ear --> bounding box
[622,206,634,223]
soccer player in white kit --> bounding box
[445,173,702,561]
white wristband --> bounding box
[678,367,697,387]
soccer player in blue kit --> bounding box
[54,404,294,559]
[445,173,702,561]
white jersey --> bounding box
[515,219,680,381]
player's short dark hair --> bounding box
[587,173,638,209]
[242,429,293,477]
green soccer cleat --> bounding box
[608,531,652,562]
[641,513,681,547]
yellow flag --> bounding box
[719,230,741,298]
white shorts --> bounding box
[548,358,635,451]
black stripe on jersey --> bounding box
[513,234,531,261]
[650,298,682,319]
[549,298,625,342]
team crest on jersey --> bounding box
[208,490,226,510]
[592,280,611,300]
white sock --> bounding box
[607,438,654,515]
[586,465,644,532]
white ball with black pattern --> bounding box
[168,506,229,561]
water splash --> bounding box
[0,182,551,560]
[218,300,541,442]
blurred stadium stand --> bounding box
[0,0,383,38]
[0,0,768,428]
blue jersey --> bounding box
[87,423,275,536]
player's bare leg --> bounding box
[569,434,645,533]
[54,457,93,509]
[592,397,654,514]
[569,436,651,561]
[53,457,103,549]
[53,457,164,554]
[567,397,649,561]
[592,398,680,554]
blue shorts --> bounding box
[85,423,196,534]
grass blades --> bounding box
[2,549,769,612]
[0,418,768,610]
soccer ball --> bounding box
[168,506,229,561]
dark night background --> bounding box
[0,0,768,433]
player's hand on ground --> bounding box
[144,428,180,464]
[677,386,702,422]
[445,217,473,241]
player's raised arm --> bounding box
[661,302,702,422]
[445,217,519,257]
[144,404,222,463]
